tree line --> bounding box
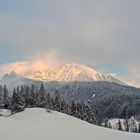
[92,94,140,121]
[1,84,140,133]
[0,84,97,125]
[103,118,140,133]
[91,94,140,133]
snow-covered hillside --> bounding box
[0,109,11,117]
[0,108,139,140]
[24,64,125,85]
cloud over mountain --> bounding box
[0,0,140,87]
[0,52,64,77]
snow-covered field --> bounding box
[0,108,139,140]
[0,109,11,117]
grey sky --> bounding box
[0,0,140,86]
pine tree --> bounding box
[24,86,31,108]
[129,119,137,133]
[60,99,67,113]
[104,119,109,128]
[0,85,2,95]
[10,88,16,112]
[138,123,140,133]
[53,95,61,111]
[20,85,24,94]
[31,85,35,98]
[3,85,8,99]
[108,122,112,128]
[75,102,83,119]
[123,119,129,132]
[84,103,97,124]
[38,84,46,107]
[46,93,51,108]
[3,85,10,108]
[16,86,20,94]
[70,100,77,117]
[118,120,123,131]
[0,85,4,108]
[81,102,89,121]
[10,88,26,113]
[30,84,36,107]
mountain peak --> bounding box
[2,71,18,80]
[10,71,17,76]
[23,63,125,85]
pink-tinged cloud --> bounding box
[0,52,64,77]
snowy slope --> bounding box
[0,108,139,140]
[24,64,125,85]
[0,109,11,117]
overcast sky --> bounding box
[0,0,140,87]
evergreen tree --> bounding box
[60,99,67,113]
[75,102,83,119]
[30,84,36,107]
[46,93,52,109]
[16,86,20,94]
[10,88,16,112]
[0,84,99,125]
[24,86,31,107]
[104,119,109,128]
[3,85,10,108]
[3,85,8,99]
[138,123,140,133]
[10,88,26,113]
[0,85,2,95]
[84,104,97,124]
[82,102,88,120]
[53,95,61,111]
[70,100,77,117]
[118,120,123,131]
[38,84,46,107]
[108,122,112,128]
[129,119,137,132]
[20,85,24,94]
[34,87,42,107]
[0,85,4,108]
[123,119,129,132]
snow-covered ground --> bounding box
[0,108,139,140]
[0,109,11,117]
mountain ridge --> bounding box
[22,63,125,85]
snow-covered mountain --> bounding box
[0,108,139,140]
[0,63,128,96]
[23,63,125,85]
